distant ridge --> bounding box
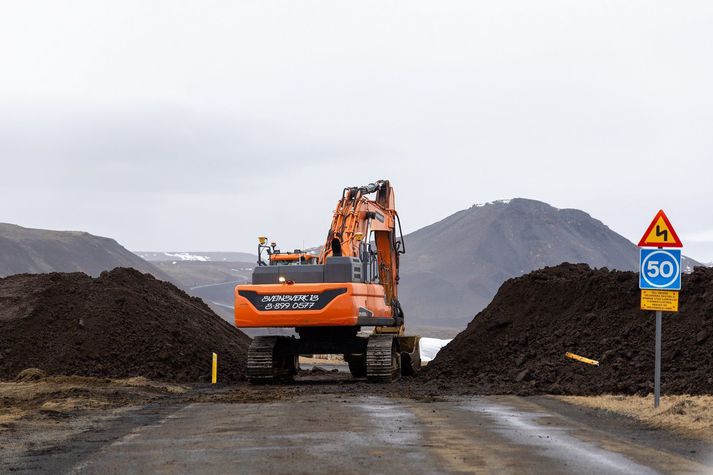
[0,223,172,281]
[136,251,256,263]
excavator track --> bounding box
[247,336,296,384]
[366,335,401,383]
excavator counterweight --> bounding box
[235,180,420,383]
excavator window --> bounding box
[331,238,342,257]
[360,231,379,283]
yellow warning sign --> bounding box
[641,289,679,312]
[638,210,682,247]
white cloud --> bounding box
[0,1,712,259]
[683,229,713,243]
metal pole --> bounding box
[655,311,662,408]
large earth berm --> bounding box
[0,268,250,382]
[422,263,713,395]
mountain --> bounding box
[0,224,247,325]
[137,251,257,320]
[149,261,254,289]
[134,252,258,318]
[136,251,257,263]
[0,223,172,281]
[148,257,297,336]
[398,198,701,330]
[151,260,254,315]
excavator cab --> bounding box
[235,180,420,383]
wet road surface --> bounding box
[54,394,713,475]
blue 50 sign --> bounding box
[639,248,681,291]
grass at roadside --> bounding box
[559,394,713,442]
[0,372,188,431]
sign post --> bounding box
[637,209,683,409]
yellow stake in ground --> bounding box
[565,352,599,366]
[212,352,218,384]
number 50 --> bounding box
[646,260,674,279]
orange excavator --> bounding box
[234,180,420,383]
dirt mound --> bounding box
[0,268,250,382]
[422,263,713,395]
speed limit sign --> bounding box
[639,248,682,291]
[637,209,683,409]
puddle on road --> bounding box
[272,396,427,469]
[461,400,659,475]
[352,396,421,447]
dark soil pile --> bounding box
[422,263,713,395]
[0,268,250,382]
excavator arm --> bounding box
[319,180,405,321]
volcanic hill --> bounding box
[399,198,700,329]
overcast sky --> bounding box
[1,1,712,261]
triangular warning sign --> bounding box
[638,210,683,247]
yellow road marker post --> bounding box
[212,352,218,384]
[565,352,599,366]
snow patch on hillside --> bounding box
[163,252,210,262]
[473,199,512,208]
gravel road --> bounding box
[8,392,712,474]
